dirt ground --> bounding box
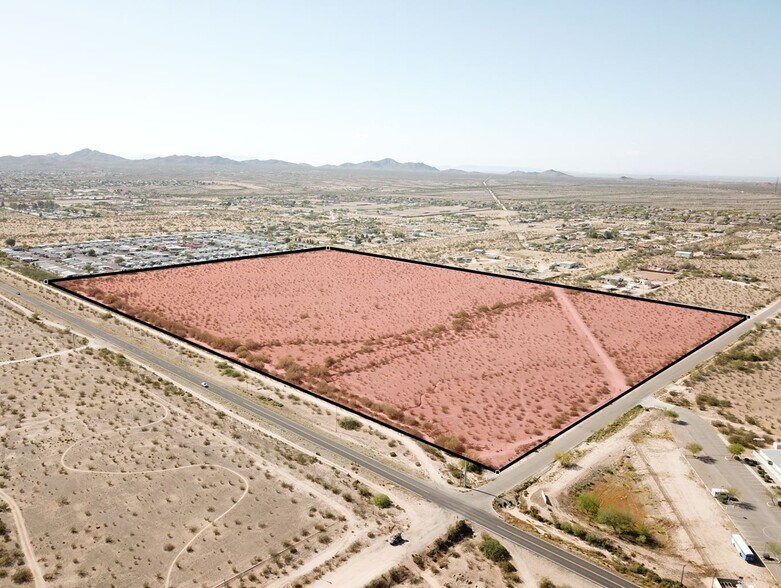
[0,297,415,587]
[501,409,774,587]
[0,496,35,587]
[648,277,775,314]
[676,314,781,434]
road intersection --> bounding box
[2,275,779,587]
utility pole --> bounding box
[462,460,468,488]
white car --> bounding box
[200,381,209,388]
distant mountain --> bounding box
[0,148,128,169]
[324,158,439,172]
[67,148,127,164]
[507,169,573,178]
[0,150,440,173]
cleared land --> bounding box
[57,248,742,469]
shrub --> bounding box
[555,451,574,468]
[576,492,601,517]
[479,536,511,562]
[12,568,32,584]
[444,520,473,544]
[685,443,703,455]
[372,493,392,509]
[338,417,362,431]
[596,506,636,534]
[728,443,745,456]
[434,435,465,454]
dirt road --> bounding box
[0,488,46,587]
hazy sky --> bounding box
[2,1,779,176]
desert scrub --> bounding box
[371,493,392,509]
[338,417,362,431]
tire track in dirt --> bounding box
[0,346,87,367]
[58,397,251,588]
[0,488,46,587]
[552,289,627,394]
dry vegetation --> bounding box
[667,316,781,435]
[0,299,424,587]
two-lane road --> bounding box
[0,279,639,588]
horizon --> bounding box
[3,147,778,182]
[2,1,780,178]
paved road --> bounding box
[481,296,781,497]
[0,279,638,588]
[644,398,781,583]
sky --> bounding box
[1,1,779,177]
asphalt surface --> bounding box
[0,278,640,588]
[644,398,781,583]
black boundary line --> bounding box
[48,247,749,471]
[50,244,745,318]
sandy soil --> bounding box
[682,313,781,433]
[0,488,45,587]
[60,248,740,469]
[649,277,775,315]
[0,303,376,586]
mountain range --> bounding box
[0,148,572,177]
[0,149,441,173]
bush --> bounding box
[728,443,745,456]
[11,568,32,584]
[434,435,465,454]
[555,451,574,468]
[685,443,702,455]
[576,492,601,517]
[596,506,636,534]
[372,493,392,509]
[445,519,473,544]
[479,536,511,562]
[338,417,362,431]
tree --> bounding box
[725,487,740,501]
[767,541,781,559]
[596,506,636,534]
[372,493,392,509]
[4,237,15,247]
[685,443,703,456]
[479,535,511,562]
[727,443,745,456]
[576,492,601,518]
